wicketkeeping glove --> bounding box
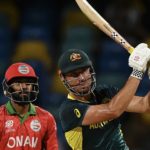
[129,43,150,79]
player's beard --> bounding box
[11,91,31,105]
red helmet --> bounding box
[3,62,39,103]
[5,62,38,82]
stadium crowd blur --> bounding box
[0,0,150,149]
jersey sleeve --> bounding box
[105,85,119,98]
[95,84,119,102]
[59,101,89,132]
[43,112,59,150]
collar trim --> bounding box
[6,101,36,115]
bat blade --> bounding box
[75,0,134,54]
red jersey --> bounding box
[0,101,58,150]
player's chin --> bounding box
[19,94,28,99]
[77,86,90,93]
[18,95,30,101]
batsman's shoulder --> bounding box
[59,98,81,118]
[95,84,117,91]
[0,104,6,114]
[95,84,119,98]
[59,99,71,112]
[35,105,53,116]
[0,105,6,124]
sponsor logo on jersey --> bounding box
[7,136,38,148]
[5,120,16,133]
[30,120,41,132]
[74,108,81,118]
[5,120,14,128]
[89,121,109,129]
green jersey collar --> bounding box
[6,101,36,115]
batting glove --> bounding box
[129,43,150,79]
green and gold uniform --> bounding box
[59,85,129,150]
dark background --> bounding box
[0,0,150,149]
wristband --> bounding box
[130,69,144,80]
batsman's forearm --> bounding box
[82,76,141,125]
[108,76,140,116]
[139,92,150,113]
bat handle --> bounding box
[128,46,134,54]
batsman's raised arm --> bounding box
[82,43,150,125]
[82,77,140,125]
